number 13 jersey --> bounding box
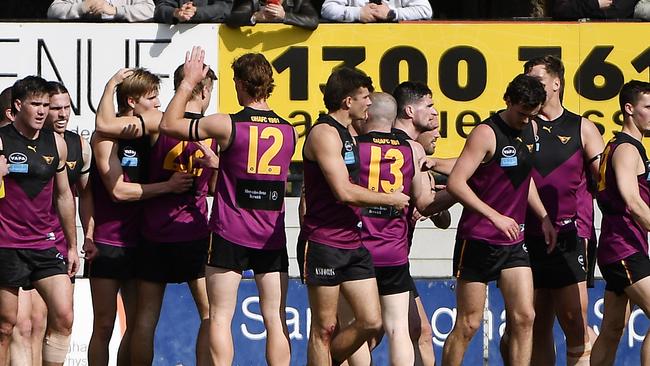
[209,107,296,250]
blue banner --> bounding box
[153,279,649,365]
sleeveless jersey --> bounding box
[457,113,535,245]
[597,132,650,265]
[357,131,415,266]
[209,107,295,250]
[525,110,585,236]
[142,112,216,243]
[300,114,362,250]
[92,135,150,247]
[51,130,85,257]
[0,124,60,250]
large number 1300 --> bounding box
[368,146,404,193]
[247,126,283,176]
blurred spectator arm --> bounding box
[321,0,362,22]
[115,0,155,21]
[47,0,88,19]
[225,0,257,25]
[394,0,432,20]
[154,0,182,22]
[284,0,319,29]
[192,0,234,22]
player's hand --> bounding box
[540,215,557,253]
[359,4,377,23]
[182,46,210,89]
[263,4,285,20]
[67,248,80,277]
[193,141,219,169]
[387,186,409,210]
[0,155,8,177]
[491,214,520,242]
[431,209,451,229]
[167,172,194,193]
[109,68,134,86]
[82,237,98,261]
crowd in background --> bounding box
[1,0,649,27]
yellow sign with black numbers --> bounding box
[218,23,650,160]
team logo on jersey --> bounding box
[542,126,552,134]
[502,146,517,157]
[527,144,534,152]
[66,161,77,170]
[344,141,354,152]
[514,137,522,143]
[8,152,27,164]
[42,155,54,165]
[123,148,137,158]
[27,145,36,152]
[557,135,571,144]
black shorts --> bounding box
[87,243,137,281]
[207,233,288,274]
[453,239,530,283]
[375,264,415,296]
[527,230,588,289]
[297,240,375,286]
[600,252,650,295]
[136,238,208,283]
[586,236,597,288]
[0,247,67,288]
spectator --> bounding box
[154,0,232,23]
[635,0,650,19]
[553,0,638,19]
[321,0,432,22]
[226,0,319,30]
[47,0,155,21]
[1,0,51,19]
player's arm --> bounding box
[75,137,97,260]
[613,143,650,231]
[92,135,193,202]
[424,157,456,176]
[307,124,408,209]
[95,69,158,139]
[447,124,520,241]
[528,178,557,251]
[581,117,605,183]
[53,134,79,276]
[159,47,231,149]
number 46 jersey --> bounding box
[209,107,296,250]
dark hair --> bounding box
[174,63,217,98]
[392,81,432,118]
[46,81,69,96]
[619,80,650,115]
[323,67,374,112]
[523,55,565,100]
[116,68,160,114]
[503,74,546,109]
[0,87,11,115]
[11,75,49,114]
[232,53,274,100]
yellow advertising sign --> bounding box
[218,23,650,160]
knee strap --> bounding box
[43,332,70,363]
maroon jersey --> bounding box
[300,115,361,250]
[209,107,295,250]
[356,131,415,266]
[525,111,585,236]
[597,132,650,265]
[142,113,216,243]
[0,124,60,250]
[92,135,149,247]
[457,113,535,245]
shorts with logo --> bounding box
[87,242,138,281]
[207,233,288,274]
[375,263,415,296]
[600,252,650,295]
[527,229,587,289]
[0,247,68,288]
[136,238,208,283]
[453,239,530,283]
[297,239,375,286]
